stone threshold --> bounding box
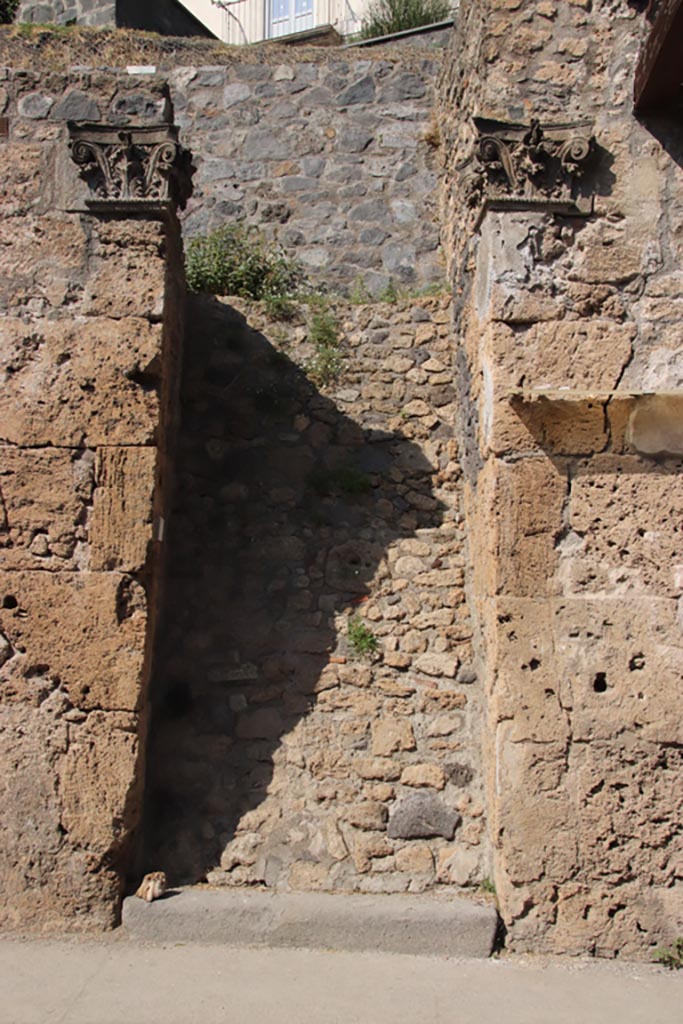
[122,888,498,959]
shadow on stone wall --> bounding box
[140,295,446,886]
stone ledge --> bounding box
[122,888,498,958]
[343,18,455,49]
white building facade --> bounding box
[180,0,368,45]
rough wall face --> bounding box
[16,0,213,33]
[143,295,487,895]
[0,69,185,930]
[173,52,444,296]
[440,0,683,955]
[0,44,489,927]
[16,1,116,27]
[1,10,682,956]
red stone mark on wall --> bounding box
[634,0,683,109]
[0,117,9,141]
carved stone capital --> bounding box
[469,117,595,224]
[68,123,194,214]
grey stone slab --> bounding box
[380,73,428,102]
[17,93,53,119]
[338,126,375,153]
[122,888,498,958]
[338,75,376,107]
[388,793,461,840]
[52,90,101,121]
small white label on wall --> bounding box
[127,66,157,75]
[156,517,165,543]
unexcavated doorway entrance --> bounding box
[141,294,482,895]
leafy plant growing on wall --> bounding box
[305,302,345,386]
[185,224,304,301]
[0,0,19,23]
[347,616,379,659]
[359,0,452,39]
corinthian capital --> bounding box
[68,123,194,213]
[468,116,595,222]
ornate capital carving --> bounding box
[68,123,194,213]
[469,117,595,223]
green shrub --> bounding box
[360,0,452,39]
[263,292,297,321]
[347,617,379,659]
[308,306,340,349]
[1,0,19,23]
[185,224,304,300]
[306,305,344,386]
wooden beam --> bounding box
[634,0,683,110]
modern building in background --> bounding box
[16,0,370,41]
[181,0,368,44]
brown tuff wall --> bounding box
[0,44,491,928]
[1,8,682,956]
[0,70,185,930]
[440,0,683,955]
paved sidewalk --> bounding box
[0,936,681,1024]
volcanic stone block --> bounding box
[627,394,683,456]
[0,317,162,446]
[0,570,148,712]
[0,144,46,218]
[82,220,166,320]
[474,455,566,599]
[0,698,121,932]
[486,320,636,393]
[0,214,88,311]
[387,793,461,840]
[0,445,94,571]
[90,446,157,572]
[58,709,141,852]
[567,454,683,598]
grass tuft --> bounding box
[360,0,452,40]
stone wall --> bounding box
[439,0,683,956]
[0,32,446,300]
[172,50,445,296]
[16,0,116,27]
[16,0,214,33]
[0,45,489,927]
[1,10,682,957]
[143,293,487,896]
[0,69,186,929]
